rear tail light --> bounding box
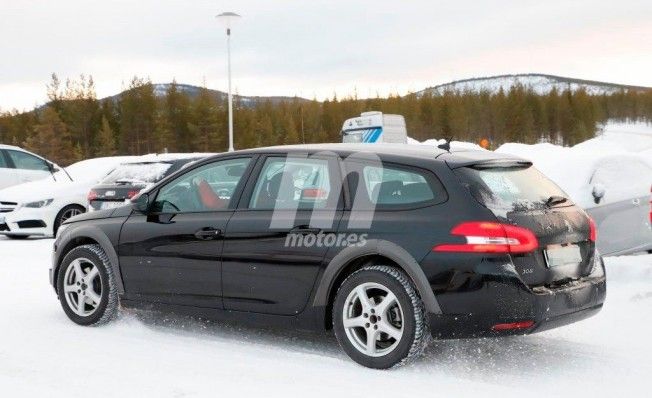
[87,190,98,202]
[432,221,538,254]
[491,320,535,331]
[127,190,141,199]
[588,217,597,242]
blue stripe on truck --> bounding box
[364,128,382,143]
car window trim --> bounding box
[236,153,345,212]
[343,159,449,211]
[147,154,258,215]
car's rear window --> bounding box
[455,165,569,212]
[101,162,173,184]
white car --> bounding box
[0,144,63,190]
[0,156,136,239]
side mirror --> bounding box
[133,193,150,213]
[592,184,605,204]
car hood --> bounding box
[0,178,96,204]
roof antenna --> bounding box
[437,137,453,152]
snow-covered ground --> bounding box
[1,236,650,397]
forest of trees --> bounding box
[1,74,651,165]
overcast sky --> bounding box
[1,0,651,111]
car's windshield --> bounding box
[101,162,173,184]
[455,164,570,212]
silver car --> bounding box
[586,158,652,256]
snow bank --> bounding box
[581,120,652,155]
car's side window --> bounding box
[346,161,447,209]
[6,150,49,171]
[248,156,337,210]
[152,157,251,213]
[0,151,9,168]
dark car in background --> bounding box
[88,156,205,211]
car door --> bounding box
[587,198,652,255]
[587,159,652,255]
[5,149,51,184]
[117,156,254,308]
[222,153,344,315]
[0,150,18,190]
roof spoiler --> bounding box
[465,159,532,169]
[446,158,532,169]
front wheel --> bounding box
[333,265,429,369]
[53,205,85,236]
[56,244,118,326]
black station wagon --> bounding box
[50,144,606,368]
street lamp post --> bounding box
[216,12,241,152]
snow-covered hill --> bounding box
[418,74,651,96]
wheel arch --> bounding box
[53,225,123,294]
[313,239,441,329]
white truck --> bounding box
[341,111,408,144]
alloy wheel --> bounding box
[63,258,102,317]
[60,207,83,223]
[342,282,404,357]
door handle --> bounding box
[194,227,222,240]
[289,225,322,235]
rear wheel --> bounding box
[333,265,429,369]
[56,244,118,326]
[53,205,85,236]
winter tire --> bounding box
[333,265,429,369]
[56,244,119,326]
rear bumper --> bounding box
[428,257,607,338]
